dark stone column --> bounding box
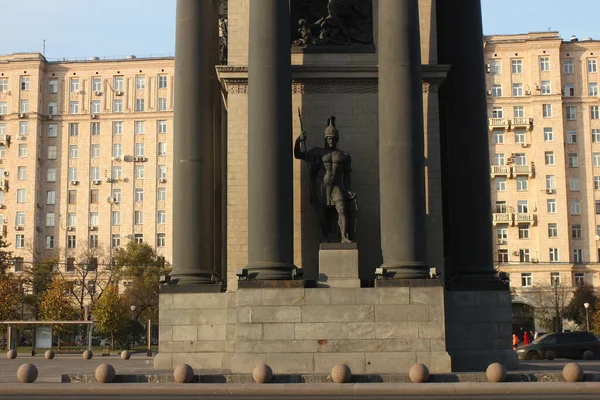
[378,0,429,279]
[169,0,220,288]
[437,0,500,288]
[246,0,296,280]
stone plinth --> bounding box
[318,244,360,288]
[445,290,518,371]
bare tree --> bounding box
[529,284,573,333]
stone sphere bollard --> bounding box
[82,350,93,360]
[252,364,273,384]
[17,363,38,383]
[6,349,17,359]
[120,350,131,360]
[563,363,584,382]
[330,364,352,383]
[95,363,116,383]
[545,350,556,361]
[409,364,430,383]
[44,350,55,360]
[486,363,507,383]
[173,364,194,383]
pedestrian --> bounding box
[512,333,519,351]
[523,331,530,345]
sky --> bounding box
[0,0,599,59]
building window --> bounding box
[540,57,550,71]
[70,101,79,114]
[518,224,530,239]
[496,225,508,240]
[516,176,528,191]
[135,143,145,156]
[69,145,78,159]
[0,102,7,115]
[70,79,79,93]
[112,143,122,157]
[0,78,7,92]
[89,235,99,248]
[157,210,166,224]
[67,235,76,249]
[46,190,56,205]
[550,248,559,262]
[112,189,121,203]
[593,129,600,144]
[91,100,101,114]
[492,84,502,97]
[158,188,166,202]
[135,188,144,202]
[511,59,522,74]
[494,131,504,144]
[541,80,551,95]
[47,169,56,183]
[158,75,168,89]
[18,144,27,158]
[570,200,581,215]
[596,201,600,215]
[521,273,532,287]
[513,106,524,118]
[588,59,598,73]
[134,234,144,244]
[113,99,123,113]
[572,224,583,239]
[69,123,79,136]
[563,59,574,74]
[491,60,502,74]
[113,121,123,134]
[564,83,575,97]
[545,151,555,165]
[17,166,27,180]
[544,127,554,141]
[569,178,580,191]
[158,98,167,111]
[589,83,599,97]
[46,213,55,227]
[495,177,506,191]
[20,100,29,113]
[157,233,166,247]
[158,142,167,156]
[89,212,99,227]
[573,249,583,263]
[512,83,523,97]
[134,121,145,134]
[14,234,25,248]
[134,165,145,179]
[592,106,600,120]
[158,120,167,133]
[135,98,145,112]
[596,177,600,190]
[48,102,57,115]
[48,79,58,93]
[114,76,124,90]
[547,199,557,213]
[19,122,28,135]
[566,106,577,120]
[15,211,25,226]
[13,257,24,272]
[497,249,508,263]
[68,167,78,181]
[568,153,579,167]
[112,211,120,225]
[520,249,530,263]
[134,211,144,225]
[48,124,57,137]
[543,104,552,118]
[66,257,75,272]
[91,167,100,181]
[548,223,558,238]
[67,212,77,226]
[158,165,167,178]
[515,130,526,144]
[551,272,560,286]
[566,130,577,144]
[574,273,585,287]
[595,153,600,166]
[16,189,26,203]
[20,77,30,91]
[90,189,99,204]
[91,122,100,135]
[136,76,146,89]
[46,235,54,249]
[91,144,100,158]
[92,78,102,92]
[112,234,121,248]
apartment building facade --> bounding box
[0,53,174,275]
[485,32,600,308]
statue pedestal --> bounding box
[318,243,360,288]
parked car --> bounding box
[517,331,600,360]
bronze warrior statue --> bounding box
[294,115,357,243]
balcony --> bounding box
[490,165,512,178]
[512,163,535,178]
[512,117,533,130]
[492,213,513,226]
[514,213,535,224]
[489,118,509,130]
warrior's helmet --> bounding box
[324,115,339,139]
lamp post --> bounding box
[130,305,136,350]
[584,302,590,331]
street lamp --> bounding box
[584,303,590,331]
[130,305,136,350]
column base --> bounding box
[382,261,430,280]
[245,261,297,280]
[168,268,219,286]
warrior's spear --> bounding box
[297,107,314,204]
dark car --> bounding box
[517,331,600,360]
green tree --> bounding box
[39,277,79,349]
[564,285,597,328]
[113,241,170,322]
[591,299,600,336]
[92,284,129,347]
[21,255,59,320]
